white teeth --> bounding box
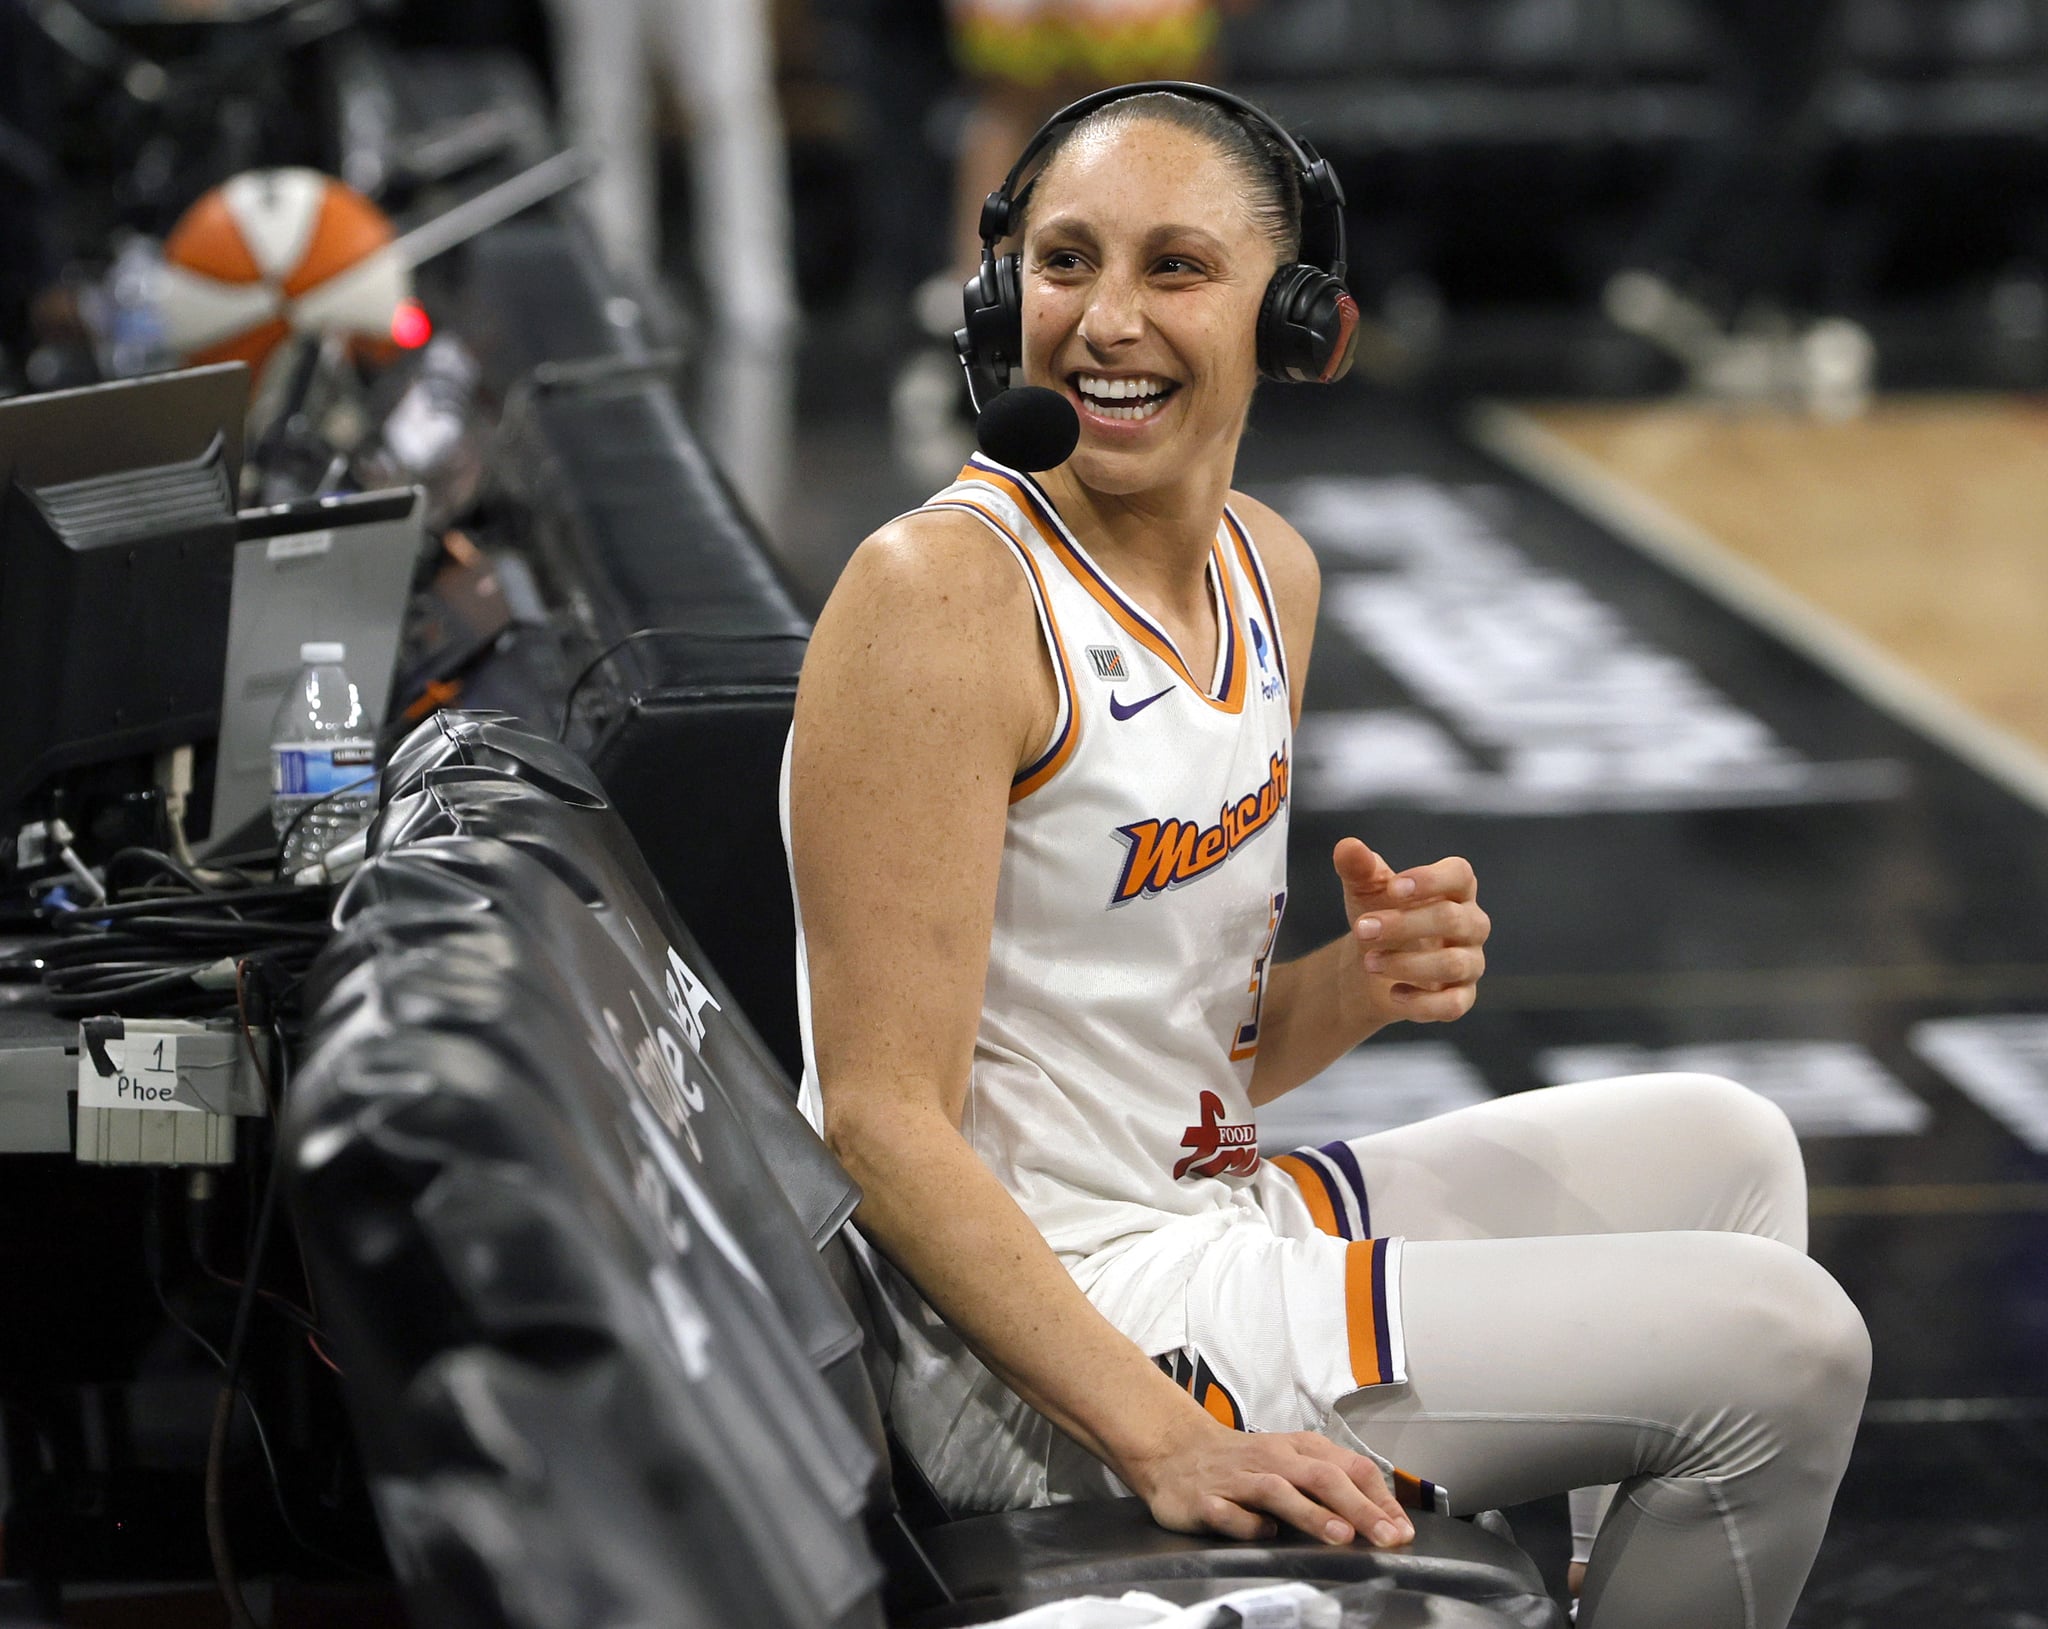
[1091,396,1167,421]
[1077,374,1170,403]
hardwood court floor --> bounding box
[1521,397,2048,754]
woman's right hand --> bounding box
[1121,1411,1417,1549]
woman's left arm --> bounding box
[1228,495,1491,1106]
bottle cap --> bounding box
[300,641,346,664]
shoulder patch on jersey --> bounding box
[1086,645,1128,681]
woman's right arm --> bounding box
[789,513,1414,1550]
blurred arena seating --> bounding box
[1227,0,1725,147]
[1205,0,2048,357]
[1228,0,2048,145]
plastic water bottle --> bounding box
[93,234,173,378]
[271,642,379,875]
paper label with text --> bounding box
[76,1033,199,1112]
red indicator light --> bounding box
[391,299,432,349]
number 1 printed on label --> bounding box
[75,1031,190,1112]
[1230,889,1287,1062]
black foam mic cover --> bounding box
[975,386,1080,473]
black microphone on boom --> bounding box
[975,386,1080,473]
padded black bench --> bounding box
[284,713,1562,1629]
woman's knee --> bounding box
[1649,1072,1808,1237]
[1655,1071,1798,1159]
[1711,1238,1871,1467]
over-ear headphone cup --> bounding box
[1257,264,1360,385]
[961,253,1026,388]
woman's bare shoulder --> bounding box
[822,505,1039,643]
[801,505,1054,768]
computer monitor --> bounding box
[0,365,249,841]
[205,487,423,852]
[0,363,246,492]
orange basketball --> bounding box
[159,168,412,375]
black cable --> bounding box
[33,844,336,1018]
[82,918,325,945]
[555,626,809,740]
[148,1173,368,1585]
[53,886,312,924]
[207,1010,286,1629]
[44,966,216,1011]
[206,846,290,872]
[104,847,222,897]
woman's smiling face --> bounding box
[1018,117,1280,495]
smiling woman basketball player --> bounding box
[782,85,1869,1629]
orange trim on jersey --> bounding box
[967,463,1248,715]
[1273,1153,1340,1236]
[1344,1238,1395,1388]
[924,497,1080,802]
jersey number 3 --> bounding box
[1229,890,1287,1062]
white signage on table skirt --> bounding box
[1257,1040,1495,1150]
[76,1031,204,1112]
[1537,1040,1931,1138]
[1910,1016,2048,1155]
[1269,476,1907,815]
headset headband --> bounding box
[977,81,1348,283]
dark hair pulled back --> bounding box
[1023,90,1305,264]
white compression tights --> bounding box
[1332,1074,1870,1629]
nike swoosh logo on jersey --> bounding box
[1109,687,1173,721]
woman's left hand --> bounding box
[1334,838,1489,1026]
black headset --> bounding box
[955,81,1360,409]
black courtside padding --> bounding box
[287,842,886,1629]
[377,711,853,1246]
[285,930,881,1624]
[496,363,813,1077]
[292,718,1558,1627]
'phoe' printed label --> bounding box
[77,1032,195,1112]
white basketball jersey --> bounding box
[786,456,1295,1363]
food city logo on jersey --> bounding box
[1173,1089,1261,1180]
[1109,749,1289,906]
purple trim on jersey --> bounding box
[925,497,1075,786]
[1291,1148,1356,1239]
[978,459,1170,649]
[1370,1238,1396,1383]
[971,456,1241,706]
[1318,1139,1372,1238]
[1014,716,1074,785]
[1225,505,1288,688]
[1212,570,1239,699]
